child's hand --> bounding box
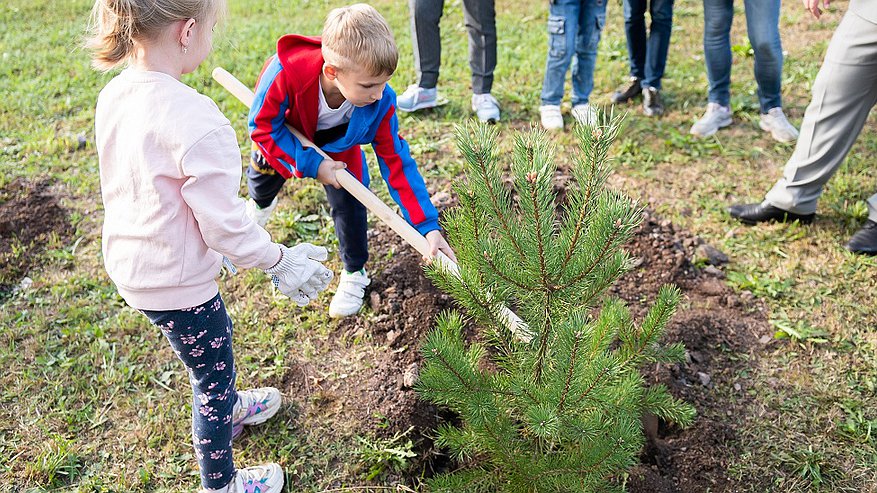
[424,230,458,264]
[317,159,347,189]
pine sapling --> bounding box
[418,116,695,492]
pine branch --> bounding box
[556,219,623,291]
[556,329,582,413]
[532,293,553,384]
[527,171,552,290]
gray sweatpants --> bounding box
[765,6,877,222]
[408,0,497,94]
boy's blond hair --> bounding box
[321,3,398,76]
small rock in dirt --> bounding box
[703,265,726,278]
[689,351,704,364]
[697,372,712,387]
[369,291,381,312]
[698,278,725,296]
[403,288,415,298]
[740,291,755,303]
[402,363,419,388]
[630,257,644,268]
[386,330,401,346]
[758,334,773,345]
[13,276,33,293]
[725,295,741,308]
[734,383,742,391]
[695,243,729,266]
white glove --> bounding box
[264,243,334,306]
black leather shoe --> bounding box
[845,220,877,255]
[728,203,815,225]
[610,77,642,104]
[642,87,664,117]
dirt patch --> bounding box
[278,197,770,490]
[0,178,73,298]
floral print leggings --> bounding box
[142,292,237,490]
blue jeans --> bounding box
[703,0,783,112]
[624,0,674,89]
[141,293,237,490]
[540,0,607,106]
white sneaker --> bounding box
[472,93,501,123]
[689,103,732,137]
[207,463,284,493]
[328,269,370,318]
[539,105,563,130]
[245,197,277,229]
[232,387,282,438]
[397,85,439,112]
[571,103,598,126]
[759,107,799,143]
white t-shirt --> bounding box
[317,80,354,130]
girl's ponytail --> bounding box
[86,0,138,71]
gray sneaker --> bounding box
[759,107,799,143]
[397,85,439,112]
[690,103,732,137]
[472,93,501,123]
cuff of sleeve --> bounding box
[260,244,284,271]
[413,218,441,235]
[297,147,323,179]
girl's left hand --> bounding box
[424,230,458,264]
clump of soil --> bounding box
[0,179,73,298]
[280,203,769,490]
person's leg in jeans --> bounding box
[624,0,649,82]
[462,0,497,95]
[142,294,237,490]
[643,0,674,90]
[571,0,607,106]
[702,0,734,107]
[743,0,783,113]
[541,0,582,106]
[409,0,445,90]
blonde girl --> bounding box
[87,1,333,491]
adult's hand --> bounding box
[802,0,831,19]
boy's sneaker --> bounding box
[472,93,501,123]
[245,197,277,229]
[571,103,598,126]
[207,463,284,493]
[610,76,642,104]
[690,103,732,137]
[328,269,370,318]
[397,85,439,112]
[232,387,282,438]
[539,105,564,131]
[759,107,799,143]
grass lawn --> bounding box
[2,0,876,491]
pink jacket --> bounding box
[95,69,280,310]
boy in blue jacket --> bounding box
[247,3,456,317]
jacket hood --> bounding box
[276,34,323,92]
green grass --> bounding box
[2,0,877,491]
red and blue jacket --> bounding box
[248,34,440,235]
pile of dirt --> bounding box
[283,204,769,490]
[0,178,73,299]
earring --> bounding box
[182,46,188,54]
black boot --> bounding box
[728,203,815,225]
[610,77,642,104]
[642,87,664,117]
[845,220,877,255]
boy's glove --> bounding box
[264,244,334,306]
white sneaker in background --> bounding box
[759,107,799,143]
[471,93,501,123]
[245,197,277,229]
[328,269,371,318]
[397,85,439,112]
[539,105,564,131]
[232,387,282,438]
[571,103,598,126]
[689,102,732,137]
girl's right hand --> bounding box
[265,243,334,306]
[316,159,347,189]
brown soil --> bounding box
[0,178,73,299]
[280,194,770,490]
